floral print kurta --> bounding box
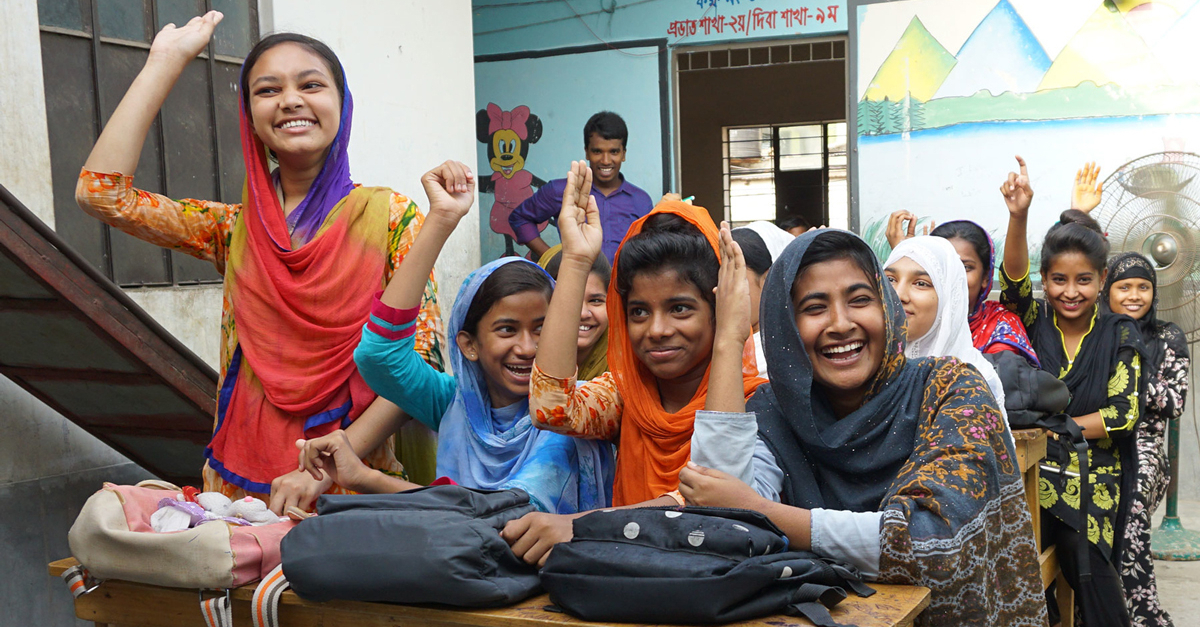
[75,169,445,499]
[1122,340,1189,626]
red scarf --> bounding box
[205,111,391,492]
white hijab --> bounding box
[742,221,795,263]
[885,237,1009,428]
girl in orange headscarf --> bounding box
[501,162,763,566]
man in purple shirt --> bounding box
[508,111,653,262]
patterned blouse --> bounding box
[75,169,445,496]
[1000,266,1140,555]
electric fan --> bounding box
[1093,151,1200,560]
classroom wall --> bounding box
[472,0,850,261]
[273,0,482,303]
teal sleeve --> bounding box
[355,324,457,431]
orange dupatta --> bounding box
[607,201,766,505]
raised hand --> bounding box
[885,210,917,248]
[558,161,603,263]
[148,10,223,66]
[715,222,752,346]
[1071,162,1103,213]
[999,155,1033,219]
[421,160,475,224]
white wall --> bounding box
[0,0,55,226]
[270,0,481,306]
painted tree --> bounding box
[901,93,926,132]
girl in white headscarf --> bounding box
[731,222,795,378]
[884,237,1009,436]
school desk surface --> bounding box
[50,557,931,627]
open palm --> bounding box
[1072,162,1103,213]
[149,11,223,64]
[558,161,603,262]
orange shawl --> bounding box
[607,201,766,505]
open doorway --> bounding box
[675,39,847,229]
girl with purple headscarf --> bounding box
[75,13,448,510]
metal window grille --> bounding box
[37,0,258,287]
[677,39,845,73]
[723,121,847,226]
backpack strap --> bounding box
[786,582,858,627]
[199,591,232,627]
[252,564,291,627]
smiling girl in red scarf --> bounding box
[75,12,450,512]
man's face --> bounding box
[586,133,626,187]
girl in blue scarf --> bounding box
[298,162,613,514]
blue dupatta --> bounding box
[435,258,614,513]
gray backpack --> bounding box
[280,485,540,606]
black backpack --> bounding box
[280,485,540,607]
[539,506,873,626]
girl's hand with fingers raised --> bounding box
[885,210,917,249]
[999,155,1034,219]
[558,161,604,264]
[148,10,224,67]
[1072,161,1103,214]
[421,160,475,225]
[715,222,752,347]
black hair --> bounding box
[461,262,553,336]
[543,251,611,286]
[732,228,772,276]
[1039,209,1108,276]
[930,220,992,266]
[791,231,880,302]
[775,215,811,232]
[241,33,346,112]
[583,111,629,149]
[615,214,718,311]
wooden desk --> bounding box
[50,558,929,627]
[1011,428,1072,626]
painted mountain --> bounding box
[863,16,956,102]
[934,0,1051,98]
[1039,3,1171,90]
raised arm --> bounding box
[706,222,752,413]
[84,12,222,174]
[1001,155,1034,280]
[537,162,602,378]
[378,162,474,310]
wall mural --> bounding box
[853,0,1200,268]
[476,104,547,257]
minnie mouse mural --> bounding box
[477,103,547,257]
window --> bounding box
[723,121,847,228]
[38,0,258,287]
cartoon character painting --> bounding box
[477,103,547,257]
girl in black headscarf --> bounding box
[681,227,1045,627]
[997,157,1146,626]
[1102,252,1190,626]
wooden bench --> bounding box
[1012,428,1072,627]
[49,558,930,627]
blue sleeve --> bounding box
[355,324,458,431]
[509,180,564,245]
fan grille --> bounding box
[1095,152,1200,343]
